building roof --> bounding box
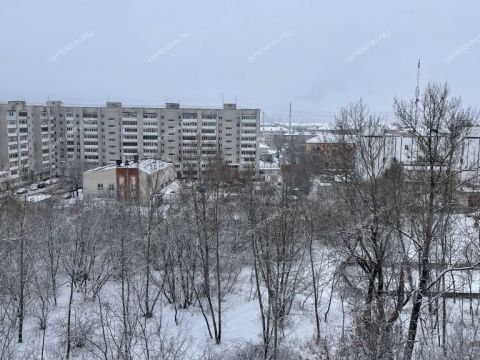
[137,159,172,175]
[85,159,172,175]
[306,134,343,144]
[260,126,289,133]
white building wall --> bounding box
[82,167,117,198]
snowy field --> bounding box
[13,265,346,359]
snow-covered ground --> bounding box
[13,260,347,359]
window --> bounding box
[108,184,115,191]
[122,121,137,126]
[97,184,104,191]
[183,113,197,119]
[143,113,157,119]
[83,113,98,119]
[143,135,158,140]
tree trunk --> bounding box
[65,275,74,360]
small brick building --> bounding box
[83,159,175,202]
[306,135,356,173]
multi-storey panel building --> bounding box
[0,101,260,184]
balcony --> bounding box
[84,144,99,149]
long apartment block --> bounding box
[0,100,260,183]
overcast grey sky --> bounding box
[1,0,479,123]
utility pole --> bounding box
[414,59,421,123]
[289,103,293,164]
[289,103,292,135]
[262,111,265,129]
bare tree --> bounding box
[395,83,479,360]
[328,101,409,359]
[243,173,307,359]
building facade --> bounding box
[0,101,260,185]
[304,126,480,183]
[83,159,175,202]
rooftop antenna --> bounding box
[414,59,421,122]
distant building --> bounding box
[82,159,175,202]
[306,134,356,173]
[305,125,480,183]
[259,143,275,162]
[260,125,289,148]
[0,101,260,186]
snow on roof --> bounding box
[259,161,280,169]
[85,159,172,175]
[259,143,269,149]
[26,194,51,202]
[306,133,343,144]
[161,180,180,195]
[137,159,172,175]
[260,126,289,133]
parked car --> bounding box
[37,182,48,189]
